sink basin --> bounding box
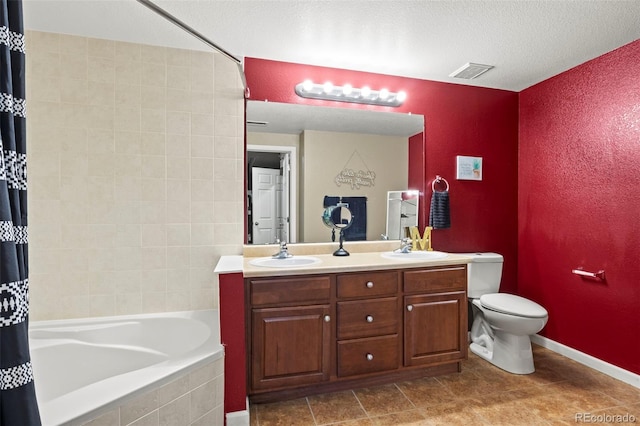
[381,251,448,260]
[249,256,322,268]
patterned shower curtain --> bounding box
[0,0,41,424]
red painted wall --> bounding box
[519,40,640,374]
[244,58,520,292]
[219,272,246,417]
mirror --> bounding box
[246,101,424,244]
[386,190,419,240]
[322,204,353,256]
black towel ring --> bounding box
[432,175,450,192]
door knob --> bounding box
[324,315,330,322]
[366,353,374,361]
[366,281,374,288]
[366,315,374,323]
[407,305,413,312]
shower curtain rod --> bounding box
[135,0,242,65]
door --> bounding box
[251,305,331,391]
[404,291,467,366]
[252,167,281,244]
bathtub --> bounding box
[29,310,224,426]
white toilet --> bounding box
[465,252,548,374]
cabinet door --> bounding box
[404,292,467,366]
[251,305,331,391]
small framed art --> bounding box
[456,155,482,180]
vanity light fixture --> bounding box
[295,80,407,107]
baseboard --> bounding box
[225,398,250,426]
[531,334,640,389]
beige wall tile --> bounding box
[28,31,243,321]
[141,45,166,65]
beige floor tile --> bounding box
[369,409,427,425]
[396,377,458,407]
[308,390,367,425]
[255,398,315,426]
[419,399,487,425]
[354,384,415,417]
[250,347,639,426]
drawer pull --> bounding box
[366,281,374,288]
[324,315,331,322]
[366,353,374,361]
[407,305,413,312]
[366,315,374,323]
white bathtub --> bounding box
[29,310,224,426]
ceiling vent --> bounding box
[449,62,494,79]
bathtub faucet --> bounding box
[272,240,293,259]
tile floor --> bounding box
[249,345,640,425]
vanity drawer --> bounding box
[249,276,331,306]
[403,266,466,294]
[337,271,398,299]
[337,334,399,377]
[337,297,398,339]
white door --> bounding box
[252,167,281,244]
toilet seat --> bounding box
[479,293,548,318]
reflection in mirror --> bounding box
[386,190,419,240]
[246,101,425,244]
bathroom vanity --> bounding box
[243,245,471,403]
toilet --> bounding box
[465,252,548,374]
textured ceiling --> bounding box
[23,1,640,135]
[23,0,640,92]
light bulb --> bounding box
[323,82,333,94]
[396,91,407,103]
[342,84,353,96]
[360,86,371,98]
[379,88,389,100]
[302,79,314,92]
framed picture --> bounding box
[456,155,482,181]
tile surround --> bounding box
[26,30,245,320]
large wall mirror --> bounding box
[246,101,424,244]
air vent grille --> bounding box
[449,63,494,79]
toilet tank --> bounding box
[462,252,504,298]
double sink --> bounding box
[249,250,448,268]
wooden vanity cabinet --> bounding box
[404,266,468,366]
[247,275,332,392]
[245,264,467,401]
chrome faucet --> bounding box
[395,237,413,253]
[272,240,293,259]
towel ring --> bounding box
[432,175,450,192]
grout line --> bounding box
[351,389,370,419]
[394,382,418,410]
[305,396,319,426]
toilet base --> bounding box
[470,329,535,374]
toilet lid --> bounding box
[480,293,548,318]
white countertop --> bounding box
[242,251,472,278]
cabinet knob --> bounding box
[366,315,374,323]
[407,305,413,312]
[366,353,374,361]
[324,315,330,322]
[366,281,374,288]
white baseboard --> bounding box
[531,334,640,389]
[225,398,250,426]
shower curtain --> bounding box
[0,0,41,424]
